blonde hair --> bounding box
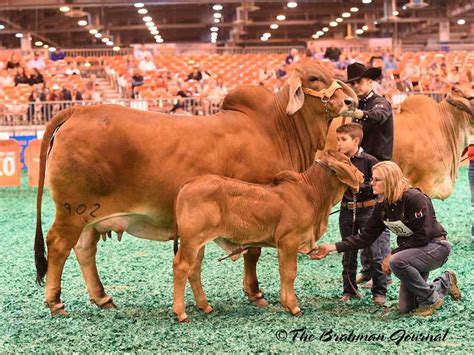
[372,161,410,204]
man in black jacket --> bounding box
[340,62,394,288]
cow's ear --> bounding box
[286,74,304,115]
[447,94,472,115]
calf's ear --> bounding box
[330,162,361,191]
[286,73,304,115]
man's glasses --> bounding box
[371,177,383,183]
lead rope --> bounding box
[346,190,359,296]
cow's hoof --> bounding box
[201,305,213,314]
[252,297,269,308]
[292,309,303,317]
[177,313,189,323]
[91,296,117,310]
[48,302,68,316]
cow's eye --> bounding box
[308,76,319,82]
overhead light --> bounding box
[276,14,286,21]
[59,6,70,12]
[95,33,102,38]
[101,38,109,43]
[312,34,319,39]
[113,46,121,51]
[355,29,364,35]
[150,30,159,35]
[43,44,49,48]
[392,10,399,16]
[350,7,359,12]
[211,32,218,36]
[342,12,351,18]
[157,38,164,43]
[317,31,324,36]
[89,29,98,34]
[260,36,268,41]
[134,3,144,8]
[329,21,338,27]
[78,20,88,26]
[49,47,56,52]
[0,24,5,30]
[145,21,155,27]
[212,4,223,11]
[84,62,91,67]
[138,9,148,14]
[149,26,157,31]
[154,35,161,39]
[287,2,298,8]
[211,38,217,43]
[457,19,466,25]
[402,5,407,10]
[374,20,379,25]
[213,13,222,18]
[336,17,343,22]
[210,26,219,32]
[15,33,23,38]
[142,16,152,22]
[214,18,221,23]
[34,41,43,46]
[362,25,369,31]
[106,41,114,46]
[362,0,372,3]
[262,32,271,38]
[322,27,329,32]
[270,23,279,29]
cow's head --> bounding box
[447,84,474,118]
[320,149,364,191]
[286,61,358,116]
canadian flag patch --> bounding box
[415,211,423,218]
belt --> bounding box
[341,200,376,210]
[432,236,446,242]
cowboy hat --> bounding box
[346,62,381,83]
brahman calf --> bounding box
[172,150,364,322]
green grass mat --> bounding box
[0,170,473,353]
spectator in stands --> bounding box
[138,55,157,72]
[29,68,44,85]
[84,74,98,91]
[201,78,228,115]
[50,48,66,61]
[65,61,81,76]
[285,48,301,65]
[447,66,461,85]
[134,45,149,61]
[0,70,14,88]
[384,54,398,71]
[14,67,29,86]
[6,53,21,70]
[401,59,421,91]
[336,53,352,70]
[27,52,46,71]
[324,43,342,62]
[258,64,276,85]
[186,65,203,81]
[27,85,47,123]
[70,84,83,102]
[430,74,446,92]
[85,82,103,102]
[131,69,144,98]
[276,62,288,80]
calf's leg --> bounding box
[188,246,213,314]
[74,229,116,309]
[277,237,301,316]
[243,247,268,307]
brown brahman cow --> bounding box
[323,84,474,199]
[34,61,358,315]
[172,150,363,322]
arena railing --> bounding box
[0,91,448,127]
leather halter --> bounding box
[315,159,337,176]
[302,80,343,103]
[446,96,473,115]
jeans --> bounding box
[360,231,392,283]
[389,240,451,313]
[469,161,474,237]
[339,206,390,296]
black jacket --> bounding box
[342,148,378,203]
[352,90,394,161]
[336,188,447,254]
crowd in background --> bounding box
[0,45,473,124]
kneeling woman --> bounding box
[313,161,461,316]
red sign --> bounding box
[25,139,42,187]
[0,140,21,187]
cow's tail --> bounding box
[35,107,76,286]
[173,197,179,256]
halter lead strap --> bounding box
[302,80,343,103]
[315,159,337,176]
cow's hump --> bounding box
[221,85,273,113]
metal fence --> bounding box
[0,91,449,127]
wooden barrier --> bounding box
[0,140,21,187]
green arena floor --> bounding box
[0,170,473,353]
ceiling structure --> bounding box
[0,0,473,49]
